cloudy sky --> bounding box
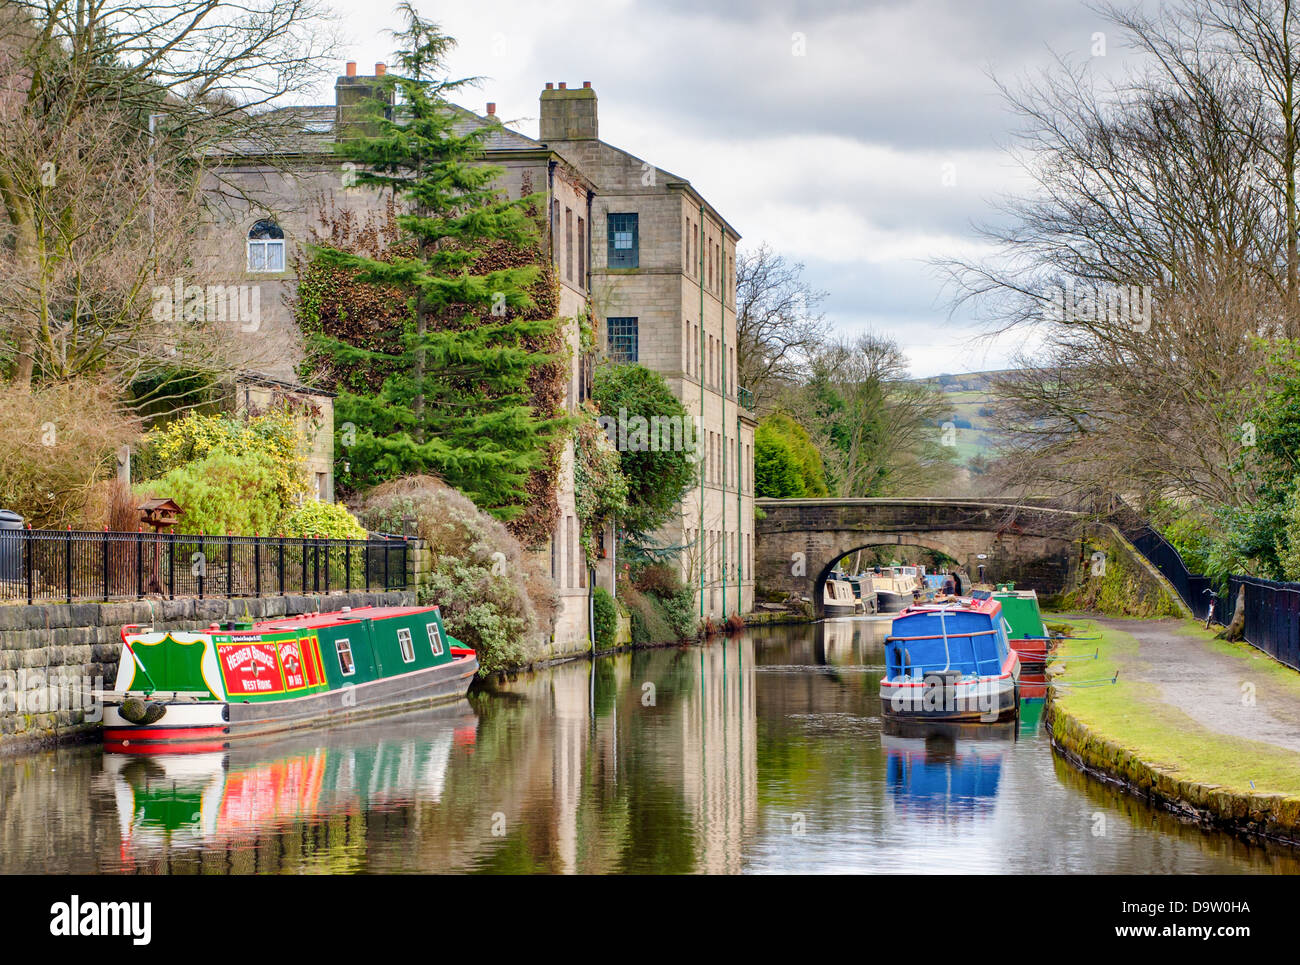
[313,0,1151,377]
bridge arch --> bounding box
[754,498,1082,616]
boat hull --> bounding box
[879,673,1019,724]
[875,590,912,613]
[823,602,858,617]
[104,652,478,753]
[1009,638,1050,672]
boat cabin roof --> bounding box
[249,605,440,633]
[898,595,1002,619]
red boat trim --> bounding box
[106,741,229,755]
[104,726,228,741]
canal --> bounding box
[1,619,1296,874]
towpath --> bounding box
[1086,616,1300,754]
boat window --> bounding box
[427,622,444,656]
[335,638,356,676]
[397,627,415,663]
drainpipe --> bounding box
[698,204,705,619]
[737,410,743,616]
[721,226,727,621]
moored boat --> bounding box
[103,604,477,752]
[880,594,1020,724]
[846,574,877,614]
[871,565,924,613]
[823,572,859,616]
[993,583,1053,672]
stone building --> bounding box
[202,64,753,644]
[534,83,756,618]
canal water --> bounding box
[1,619,1296,874]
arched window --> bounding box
[247,219,285,272]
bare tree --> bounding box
[785,334,956,497]
[1103,0,1300,332]
[939,3,1288,506]
[735,242,830,407]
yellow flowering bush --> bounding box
[282,499,367,539]
[140,403,311,509]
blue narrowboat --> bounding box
[880,594,1020,724]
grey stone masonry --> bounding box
[0,589,413,753]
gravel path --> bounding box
[1091,617,1300,754]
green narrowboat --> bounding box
[103,604,477,753]
[992,584,1052,671]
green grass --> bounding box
[1052,616,1300,797]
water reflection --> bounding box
[106,704,473,856]
[883,729,1010,824]
[0,617,1295,874]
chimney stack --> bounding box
[486,102,496,117]
[336,61,393,138]
[539,82,598,142]
[545,82,554,90]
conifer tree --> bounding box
[309,5,567,520]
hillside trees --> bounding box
[784,334,957,497]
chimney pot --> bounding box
[345,61,357,77]
[375,62,386,76]
[486,102,496,115]
[558,82,567,90]
[583,81,591,89]
[545,82,554,90]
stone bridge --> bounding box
[755,498,1084,614]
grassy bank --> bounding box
[1049,616,1300,839]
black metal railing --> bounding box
[1116,518,1215,622]
[1112,503,1300,670]
[1221,575,1300,671]
[0,528,408,605]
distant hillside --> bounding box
[913,370,1017,489]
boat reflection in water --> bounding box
[102,702,476,852]
[882,721,1015,823]
[1018,673,1048,737]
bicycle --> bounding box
[1203,587,1217,630]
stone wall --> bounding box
[0,589,413,754]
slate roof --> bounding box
[210,102,544,159]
